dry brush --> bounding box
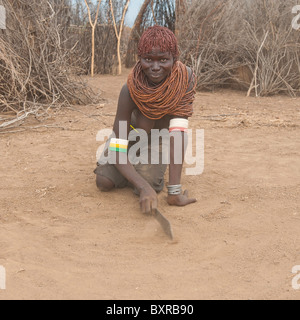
[179,0,300,96]
[0,0,94,130]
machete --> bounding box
[153,209,173,240]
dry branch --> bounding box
[83,0,102,77]
[247,31,269,97]
[109,0,130,75]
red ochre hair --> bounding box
[138,25,179,60]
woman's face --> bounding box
[140,47,174,85]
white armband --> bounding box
[169,118,189,133]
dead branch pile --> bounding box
[0,0,94,130]
[179,0,300,96]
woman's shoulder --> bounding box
[120,82,134,102]
[178,61,193,81]
[180,63,196,88]
[120,82,130,95]
[118,82,137,111]
[185,65,193,81]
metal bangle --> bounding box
[167,184,182,195]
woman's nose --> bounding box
[151,61,161,71]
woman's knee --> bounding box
[96,175,115,192]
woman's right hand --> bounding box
[139,185,158,215]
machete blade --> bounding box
[153,209,173,240]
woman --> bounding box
[95,25,197,215]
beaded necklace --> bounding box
[127,61,196,120]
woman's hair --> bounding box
[138,25,179,60]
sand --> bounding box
[0,70,299,300]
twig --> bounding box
[197,113,243,118]
[0,124,87,134]
[65,106,102,122]
[247,31,269,97]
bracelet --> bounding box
[167,184,182,195]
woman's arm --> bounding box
[167,128,197,206]
[112,84,158,214]
[167,66,197,206]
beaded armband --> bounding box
[109,138,129,153]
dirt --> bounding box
[0,69,300,300]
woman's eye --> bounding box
[145,58,152,62]
[161,59,167,63]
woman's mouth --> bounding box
[150,74,162,79]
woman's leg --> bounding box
[96,175,115,192]
[94,163,128,192]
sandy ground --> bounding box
[0,69,300,300]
